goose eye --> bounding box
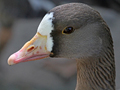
[62,27,74,34]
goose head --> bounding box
[8,3,115,90]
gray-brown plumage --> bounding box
[49,3,115,90]
[8,3,115,90]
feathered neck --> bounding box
[75,47,115,90]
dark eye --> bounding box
[62,26,74,34]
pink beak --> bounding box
[8,32,51,65]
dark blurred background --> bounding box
[0,0,120,90]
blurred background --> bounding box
[0,0,120,90]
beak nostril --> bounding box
[27,46,35,52]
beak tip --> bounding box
[8,54,16,65]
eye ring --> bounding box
[62,26,75,34]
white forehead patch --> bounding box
[37,12,54,52]
[37,12,54,35]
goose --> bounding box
[7,3,115,90]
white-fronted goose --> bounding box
[8,3,115,90]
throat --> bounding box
[75,57,115,90]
